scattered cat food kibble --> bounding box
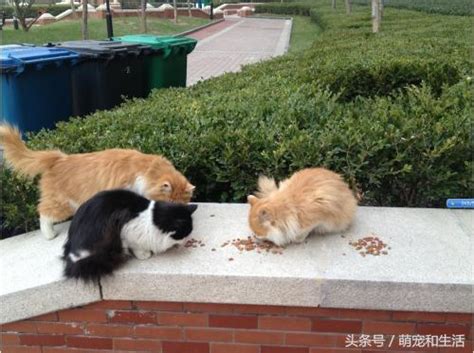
[184,238,205,248]
[191,236,285,257]
[223,236,285,255]
[349,235,389,257]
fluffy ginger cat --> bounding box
[0,125,195,240]
[247,168,357,246]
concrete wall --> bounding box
[66,8,222,20]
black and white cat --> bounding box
[63,189,197,282]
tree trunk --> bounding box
[173,0,177,23]
[371,0,380,33]
[380,0,384,18]
[331,0,336,9]
[187,0,191,17]
[82,0,88,39]
[13,0,32,32]
[71,0,76,19]
[140,0,147,33]
[18,16,29,31]
[345,0,351,14]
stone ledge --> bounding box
[1,204,472,324]
[175,18,225,37]
[0,222,101,324]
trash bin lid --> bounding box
[0,43,36,57]
[113,35,197,57]
[112,35,169,50]
[0,47,80,73]
[52,40,152,58]
[152,36,197,53]
[0,44,26,50]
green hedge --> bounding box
[255,3,311,16]
[1,1,472,237]
[0,4,74,18]
[351,0,472,16]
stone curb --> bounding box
[174,18,225,37]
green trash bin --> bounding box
[112,35,197,90]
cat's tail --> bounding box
[63,212,128,283]
[256,175,278,198]
[0,124,65,178]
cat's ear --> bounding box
[258,208,272,222]
[247,195,258,205]
[186,183,195,194]
[187,204,198,214]
[160,181,172,193]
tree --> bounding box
[71,0,77,19]
[140,0,147,33]
[332,0,336,10]
[82,0,88,39]
[345,0,352,14]
[12,0,41,32]
[371,0,381,33]
[173,0,178,23]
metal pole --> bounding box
[105,0,114,39]
[13,15,19,30]
[210,2,213,20]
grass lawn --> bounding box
[1,16,210,45]
[253,14,322,53]
[286,15,322,53]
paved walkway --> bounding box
[186,17,292,86]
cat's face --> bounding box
[247,195,276,238]
[247,195,293,246]
[149,174,195,204]
[153,202,198,241]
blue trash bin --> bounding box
[0,46,80,133]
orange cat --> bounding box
[247,168,357,246]
[0,125,195,240]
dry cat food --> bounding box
[184,238,205,248]
[349,235,389,257]
[221,236,284,255]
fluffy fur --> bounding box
[63,189,197,282]
[0,124,195,240]
[247,168,357,246]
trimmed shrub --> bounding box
[19,78,471,207]
[255,3,311,16]
[0,170,38,239]
[351,0,472,16]
[0,4,75,19]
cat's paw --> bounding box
[293,233,308,243]
[43,230,58,240]
[134,250,153,260]
[41,225,57,240]
[40,217,57,240]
